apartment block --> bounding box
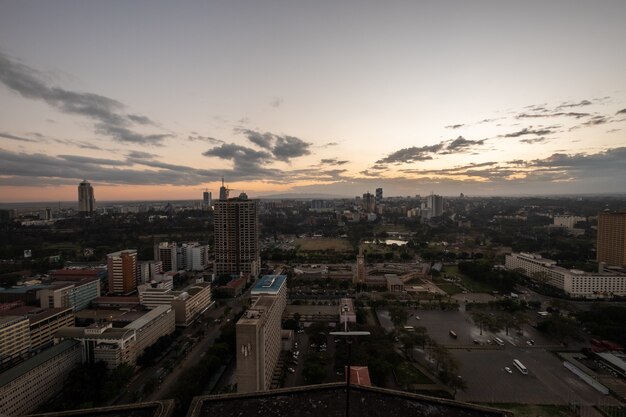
[0,340,82,417]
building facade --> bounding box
[597,211,626,267]
[77,180,95,216]
[0,316,30,368]
[124,305,175,357]
[214,194,260,277]
[39,277,100,311]
[28,307,75,352]
[505,252,626,298]
[154,242,178,272]
[237,275,287,393]
[107,249,138,294]
[423,194,444,219]
[0,340,82,417]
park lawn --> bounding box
[436,282,463,295]
[395,362,433,385]
[294,238,352,252]
[483,404,577,417]
[443,265,497,293]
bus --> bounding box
[513,359,528,375]
[449,330,457,339]
[493,337,505,346]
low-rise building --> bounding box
[124,305,175,356]
[0,316,30,368]
[0,340,82,417]
[38,277,101,311]
[386,274,404,293]
[505,252,626,298]
[138,281,213,326]
[28,307,75,352]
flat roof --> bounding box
[29,307,73,324]
[124,306,171,330]
[0,340,79,388]
[251,275,286,295]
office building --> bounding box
[375,188,383,207]
[203,189,212,209]
[553,215,586,229]
[236,275,287,393]
[597,211,626,267]
[214,191,261,277]
[77,180,96,216]
[181,242,209,271]
[505,252,626,298]
[0,316,30,368]
[154,241,178,272]
[423,194,444,219]
[0,340,82,417]
[138,260,163,284]
[138,281,213,326]
[123,305,175,357]
[107,250,138,295]
[38,277,100,311]
[362,192,375,213]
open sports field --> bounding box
[294,238,352,252]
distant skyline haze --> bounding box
[1,1,625,202]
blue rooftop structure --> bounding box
[251,275,286,295]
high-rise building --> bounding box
[214,191,260,277]
[154,242,178,272]
[375,188,383,206]
[424,194,444,219]
[236,275,287,393]
[597,211,626,267]
[77,180,95,216]
[362,192,375,213]
[106,250,138,295]
[219,177,230,201]
[203,189,212,209]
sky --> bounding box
[1,0,625,202]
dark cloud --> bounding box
[0,132,38,143]
[556,99,592,109]
[188,135,224,145]
[369,164,387,170]
[616,108,626,115]
[272,136,311,161]
[270,98,283,108]
[377,144,443,164]
[57,154,127,166]
[444,136,485,152]
[503,127,556,137]
[321,142,338,147]
[519,137,550,144]
[517,112,590,119]
[126,114,153,125]
[445,124,464,129]
[234,129,311,161]
[0,51,168,145]
[320,158,349,165]
[238,129,274,149]
[127,150,157,159]
[606,128,622,133]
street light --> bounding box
[330,304,370,417]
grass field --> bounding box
[294,238,352,252]
[442,265,497,293]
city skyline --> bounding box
[1,1,626,202]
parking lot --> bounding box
[406,309,623,406]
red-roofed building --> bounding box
[347,366,372,387]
